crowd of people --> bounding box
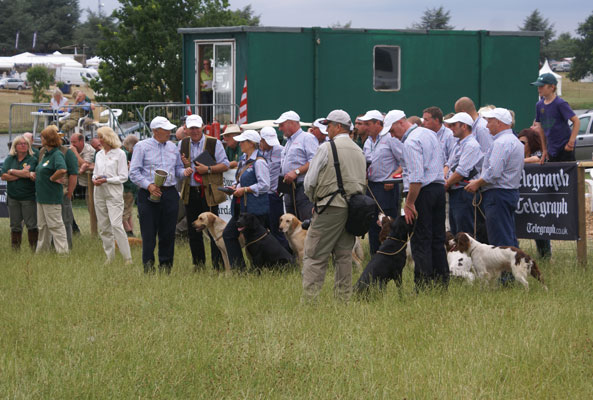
[2,72,579,300]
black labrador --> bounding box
[354,216,414,295]
[237,213,295,270]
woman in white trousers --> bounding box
[92,127,132,263]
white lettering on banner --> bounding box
[526,222,568,236]
[521,168,570,192]
[516,197,568,218]
[0,193,6,202]
[217,168,237,223]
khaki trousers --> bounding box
[302,206,354,301]
[94,184,131,261]
[36,203,69,254]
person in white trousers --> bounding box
[92,127,132,264]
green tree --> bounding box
[228,5,260,26]
[330,21,352,29]
[544,33,578,60]
[569,12,593,81]
[27,65,54,102]
[91,0,259,102]
[519,9,555,60]
[411,6,453,30]
[74,9,119,57]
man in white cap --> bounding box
[465,108,524,249]
[130,116,194,273]
[302,109,366,301]
[260,126,289,249]
[274,110,319,221]
[310,118,328,144]
[443,112,484,236]
[178,114,230,270]
[360,109,403,255]
[385,110,448,290]
[454,97,493,153]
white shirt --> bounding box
[93,148,128,195]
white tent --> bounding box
[9,52,83,68]
[539,59,562,95]
[86,56,103,68]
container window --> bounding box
[373,46,400,91]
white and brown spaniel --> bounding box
[445,232,475,282]
[453,232,547,290]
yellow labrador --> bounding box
[192,212,233,272]
[279,213,364,269]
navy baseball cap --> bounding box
[531,73,558,86]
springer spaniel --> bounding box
[445,232,475,283]
[453,232,547,290]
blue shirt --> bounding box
[177,135,229,187]
[535,96,576,157]
[363,133,403,182]
[130,138,186,189]
[472,115,493,154]
[236,152,270,196]
[400,124,445,192]
[433,124,457,164]
[446,135,483,189]
[280,129,319,182]
[262,144,283,193]
[479,129,524,191]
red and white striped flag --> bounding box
[238,76,247,125]
[185,95,192,115]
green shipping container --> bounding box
[179,26,542,130]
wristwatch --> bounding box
[295,169,301,176]
[207,166,212,174]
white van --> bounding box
[55,67,100,86]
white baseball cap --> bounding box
[443,112,474,126]
[234,129,261,143]
[185,114,203,128]
[321,109,351,126]
[359,109,384,122]
[273,110,300,124]
[150,116,176,131]
[312,118,328,135]
[260,126,281,146]
[481,108,512,125]
[380,110,406,136]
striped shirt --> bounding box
[129,138,186,189]
[446,135,484,190]
[280,129,319,183]
[472,115,493,153]
[363,133,403,182]
[433,124,457,164]
[400,124,445,192]
[262,144,284,192]
[479,129,524,191]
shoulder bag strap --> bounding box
[314,140,343,215]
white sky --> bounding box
[80,0,587,36]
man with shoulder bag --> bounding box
[179,114,230,270]
[302,110,367,301]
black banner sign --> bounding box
[515,162,578,240]
[0,179,8,218]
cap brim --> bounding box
[530,81,545,86]
[263,136,280,146]
[186,123,202,128]
[159,122,176,130]
[379,125,391,136]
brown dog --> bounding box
[192,212,232,272]
[279,212,364,269]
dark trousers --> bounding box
[137,187,179,272]
[482,189,519,247]
[268,192,290,250]
[200,91,213,124]
[548,149,575,162]
[284,183,313,221]
[448,188,477,235]
[367,181,399,254]
[222,211,268,270]
[185,187,223,269]
[410,183,449,289]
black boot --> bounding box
[27,229,38,251]
[11,231,22,250]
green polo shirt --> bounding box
[63,147,79,176]
[1,153,37,200]
[35,147,67,204]
[225,145,243,163]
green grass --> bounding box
[560,73,593,110]
[1,207,593,398]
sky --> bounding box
[79,0,588,36]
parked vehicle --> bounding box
[0,78,29,90]
[552,61,571,72]
[572,111,593,161]
[54,67,99,86]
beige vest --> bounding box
[313,135,366,208]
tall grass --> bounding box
[1,207,593,398]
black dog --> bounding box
[237,213,295,270]
[354,216,413,294]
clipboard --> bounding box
[193,150,216,166]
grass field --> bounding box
[1,206,593,398]
[560,73,593,111]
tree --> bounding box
[544,33,578,60]
[569,12,593,81]
[330,21,352,29]
[27,65,53,102]
[410,6,453,30]
[74,9,119,57]
[519,9,555,60]
[91,0,260,102]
